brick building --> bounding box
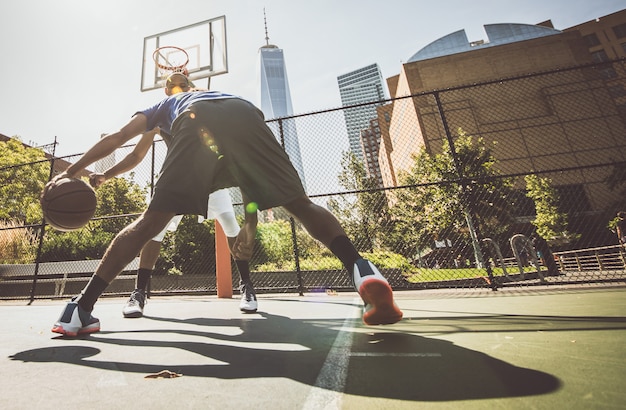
[378,10,626,214]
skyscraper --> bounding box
[257,11,306,188]
[337,63,388,162]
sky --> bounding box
[1,0,625,158]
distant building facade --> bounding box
[360,119,384,188]
[564,9,626,118]
[258,43,306,189]
[378,13,626,216]
[337,63,388,163]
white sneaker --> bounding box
[122,289,146,318]
[239,281,258,313]
[353,259,403,325]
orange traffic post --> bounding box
[215,220,233,298]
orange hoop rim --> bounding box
[152,46,190,72]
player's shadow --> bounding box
[9,311,561,401]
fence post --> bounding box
[433,92,495,290]
[29,137,58,304]
[595,251,603,272]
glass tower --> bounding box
[258,43,306,189]
[337,63,388,162]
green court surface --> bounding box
[1,286,625,409]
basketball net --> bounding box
[152,46,190,81]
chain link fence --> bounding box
[2,60,626,301]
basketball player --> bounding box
[46,73,403,336]
[89,125,259,317]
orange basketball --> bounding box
[40,178,97,231]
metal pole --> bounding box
[29,137,58,304]
[433,93,496,290]
[278,118,304,295]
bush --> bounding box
[39,227,114,262]
[0,220,37,264]
[253,249,416,275]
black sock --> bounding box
[235,260,251,283]
[329,236,362,274]
[136,268,153,292]
[75,275,108,312]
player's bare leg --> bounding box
[283,196,402,325]
[52,210,175,335]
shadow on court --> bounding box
[10,311,565,401]
[4,288,626,408]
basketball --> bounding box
[40,178,97,231]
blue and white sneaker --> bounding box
[51,301,100,336]
[353,259,403,325]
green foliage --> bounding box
[525,174,579,245]
[254,220,296,267]
[253,249,415,275]
[39,228,115,262]
[159,215,216,275]
[607,216,620,233]
[330,151,391,252]
[361,250,419,276]
[0,138,49,224]
[390,128,516,257]
[94,175,148,233]
[39,176,148,262]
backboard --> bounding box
[141,15,228,91]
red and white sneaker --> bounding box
[51,301,100,337]
[353,259,403,325]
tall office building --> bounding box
[337,63,388,162]
[257,13,306,188]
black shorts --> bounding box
[149,98,305,216]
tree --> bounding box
[524,174,579,247]
[0,138,49,224]
[389,129,516,265]
[93,173,148,233]
[328,151,390,252]
[39,174,149,261]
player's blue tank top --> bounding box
[137,91,239,135]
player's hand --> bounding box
[42,171,71,197]
[89,173,106,188]
[232,222,255,260]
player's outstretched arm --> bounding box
[53,114,148,182]
[89,127,159,188]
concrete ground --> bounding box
[1,286,625,409]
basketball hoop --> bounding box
[152,46,190,78]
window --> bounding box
[621,42,626,54]
[600,67,618,79]
[591,49,609,63]
[583,33,601,47]
[613,23,626,39]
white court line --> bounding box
[302,298,361,410]
[349,352,442,357]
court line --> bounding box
[302,298,361,410]
[349,352,442,357]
